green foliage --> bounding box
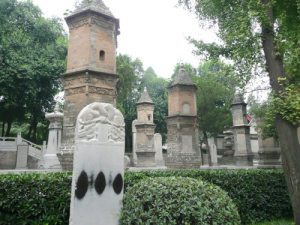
[141,68,168,142]
[270,82,300,126]
[255,218,294,225]
[116,54,142,104]
[120,65,169,151]
[249,82,300,140]
[124,170,292,224]
[0,0,67,141]
[179,0,300,124]
[116,54,143,152]
[249,97,278,140]
[120,176,241,225]
[0,170,292,225]
[0,173,72,225]
[194,60,240,138]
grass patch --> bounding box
[255,218,294,225]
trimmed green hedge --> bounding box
[124,170,293,224]
[0,170,293,225]
[120,177,241,225]
[0,172,72,225]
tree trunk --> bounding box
[261,0,300,222]
[1,122,5,137]
[31,119,38,143]
[26,123,33,140]
[5,120,11,137]
[275,118,300,223]
[203,131,212,166]
[200,142,204,165]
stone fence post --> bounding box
[44,104,63,169]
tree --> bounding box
[116,54,143,104]
[116,54,144,152]
[142,70,168,143]
[179,0,300,222]
[0,0,67,142]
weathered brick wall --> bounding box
[168,86,197,116]
[137,104,154,123]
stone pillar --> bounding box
[69,102,125,225]
[44,104,63,169]
[132,119,138,166]
[16,143,28,169]
[208,138,218,166]
[154,133,165,166]
[135,88,157,167]
[220,130,235,165]
[231,92,253,166]
[256,117,281,167]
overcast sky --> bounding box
[32,0,218,79]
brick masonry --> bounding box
[58,6,119,171]
[166,69,201,169]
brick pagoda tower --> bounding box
[166,65,201,169]
[58,0,120,170]
[135,88,157,167]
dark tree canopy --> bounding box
[0,0,67,142]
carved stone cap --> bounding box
[168,64,196,88]
[65,0,120,35]
[231,91,247,106]
[76,102,125,143]
[45,103,63,121]
[62,67,119,78]
[136,87,154,105]
[67,0,114,19]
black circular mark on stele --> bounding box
[75,170,88,200]
[113,173,123,195]
[95,171,106,195]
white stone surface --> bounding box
[182,135,193,153]
[69,103,125,225]
[132,119,138,165]
[44,104,63,169]
[16,144,28,169]
[154,133,164,166]
[208,138,218,166]
[76,103,125,143]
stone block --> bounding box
[0,151,17,169]
[136,151,156,167]
[69,102,125,225]
[154,133,164,166]
[16,144,28,169]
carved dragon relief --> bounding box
[76,102,125,143]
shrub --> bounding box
[120,176,241,225]
[124,170,293,224]
[0,173,72,225]
[0,170,292,224]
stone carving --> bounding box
[65,86,86,96]
[70,102,125,225]
[76,102,125,143]
[68,18,90,30]
[89,86,114,96]
[91,16,114,30]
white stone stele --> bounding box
[131,119,138,166]
[69,103,125,225]
[154,133,164,166]
[208,138,218,166]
